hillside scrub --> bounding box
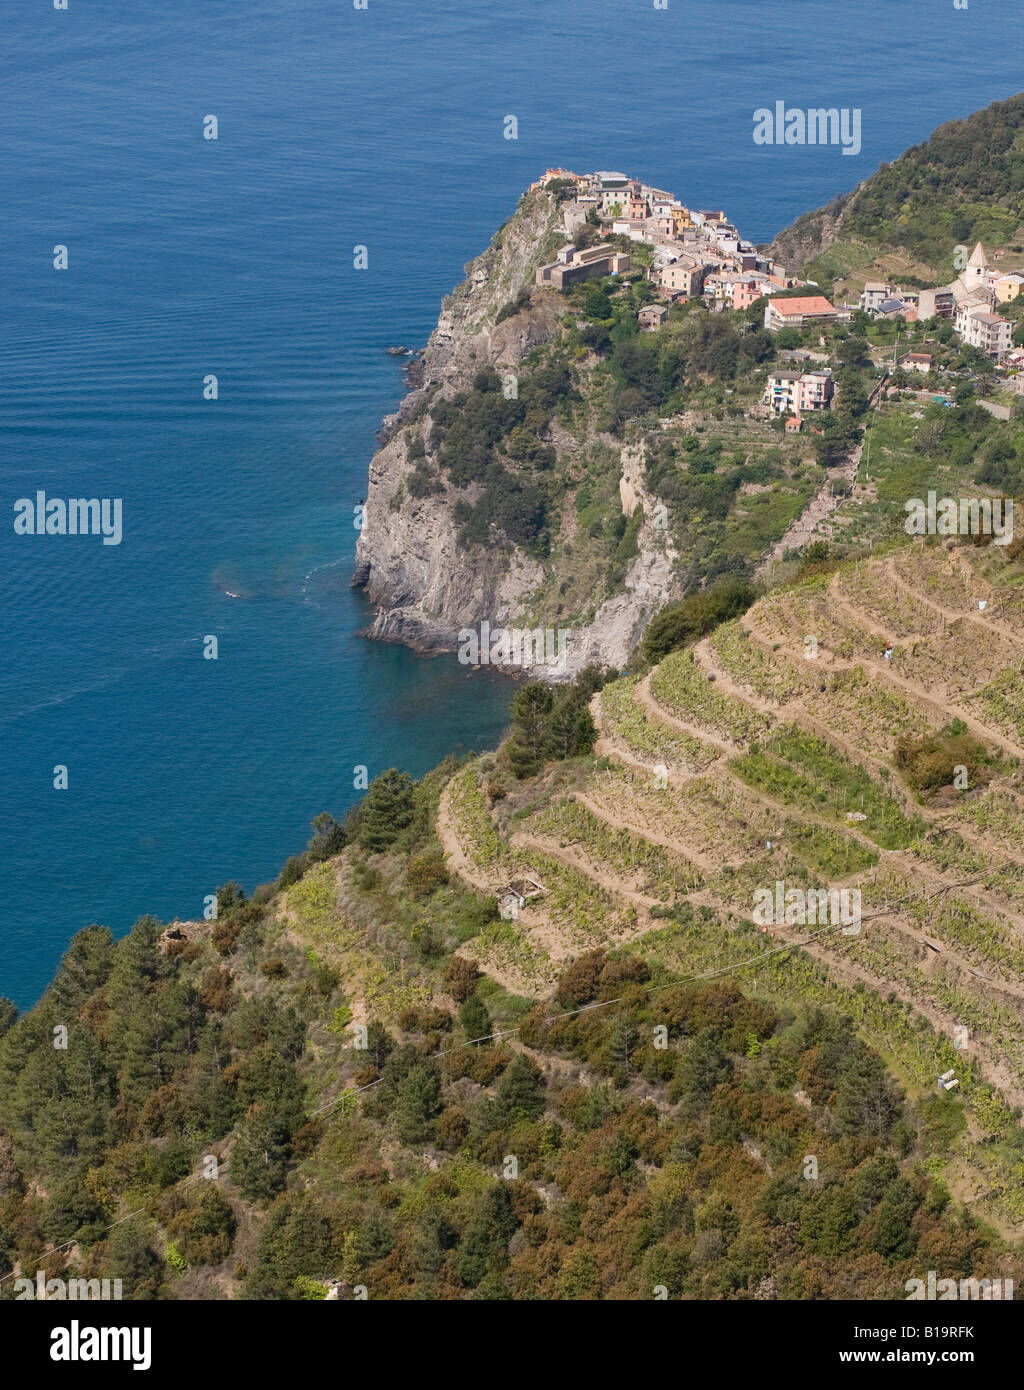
[643,575,757,663]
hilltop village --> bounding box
[532,168,1024,429]
[533,167,803,316]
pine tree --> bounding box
[493,1052,545,1126]
[393,1061,442,1144]
[357,769,415,851]
[230,1107,291,1201]
[308,812,346,861]
[458,993,491,1044]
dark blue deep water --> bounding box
[2,0,1020,1005]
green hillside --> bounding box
[774,90,1024,293]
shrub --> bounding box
[406,852,450,900]
[555,950,607,1008]
[444,956,480,1003]
[199,965,235,1013]
[167,1186,237,1267]
[212,917,241,956]
[894,723,995,797]
[278,854,308,889]
[643,576,756,663]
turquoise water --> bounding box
[2,0,1020,1005]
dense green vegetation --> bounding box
[642,575,756,663]
[840,95,1024,267]
[432,363,572,555]
[503,665,609,780]
[3,892,1019,1300]
[778,91,1024,285]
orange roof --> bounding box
[770,295,836,316]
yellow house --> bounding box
[671,206,692,235]
[994,272,1024,304]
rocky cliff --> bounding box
[352,187,680,680]
[352,188,562,660]
[768,193,851,273]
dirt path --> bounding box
[824,581,1024,761]
[600,632,1024,1018]
[755,442,862,577]
[691,634,790,716]
[884,554,1024,645]
[761,917,1024,1111]
[709,611,1024,929]
[574,785,718,878]
[589,692,670,778]
[879,854,1024,992]
[510,829,661,911]
[435,780,493,892]
[746,574,1023,762]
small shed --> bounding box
[497,874,545,920]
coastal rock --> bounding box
[768,193,850,273]
[353,185,681,681]
[354,188,572,671]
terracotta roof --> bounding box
[769,295,836,316]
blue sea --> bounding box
[2,0,1020,1006]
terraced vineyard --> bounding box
[436,542,1024,1228]
[969,667,1024,744]
[708,618,818,704]
[522,794,699,900]
[649,647,774,745]
[801,666,937,757]
[598,674,719,771]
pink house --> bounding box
[733,277,765,310]
[650,201,674,237]
[797,372,834,412]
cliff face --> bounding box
[768,193,851,273]
[574,442,678,673]
[353,188,681,678]
[353,189,563,659]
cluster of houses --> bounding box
[531,172,1022,427]
[858,243,1020,361]
[530,169,854,431]
[533,168,800,313]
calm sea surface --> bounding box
[2,0,1019,1005]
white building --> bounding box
[957,306,1013,359]
[860,281,892,314]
